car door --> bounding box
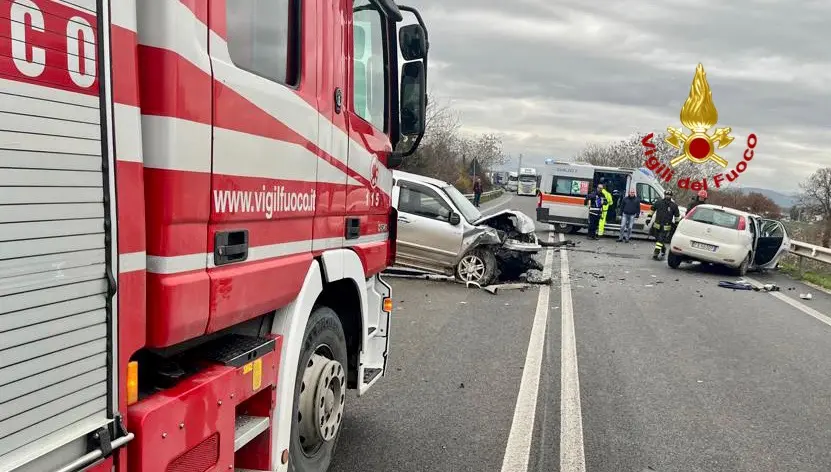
[753,218,790,269]
[394,181,463,271]
[635,182,660,232]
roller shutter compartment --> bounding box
[0,0,118,469]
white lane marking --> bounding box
[744,276,831,328]
[559,232,586,471]
[500,230,555,472]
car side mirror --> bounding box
[399,24,427,60]
[449,212,461,225]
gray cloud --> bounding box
[406,0,830,192]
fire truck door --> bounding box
[347,0,394,276]
[314,0,350,251]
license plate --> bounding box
[691,241,717,252]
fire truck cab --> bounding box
[0,0,427,471]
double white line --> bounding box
[500,231,586,472]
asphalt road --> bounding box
[331,193,831,472]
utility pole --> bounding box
[518,153,523,173]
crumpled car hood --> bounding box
[473,210,536,234]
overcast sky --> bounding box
[405,0,829,192]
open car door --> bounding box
[752,219,790,269]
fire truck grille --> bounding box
[165,433,220,472]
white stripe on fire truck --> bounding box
[311,233,391,252]
[146,1,392,189]
[213,127,363,186]
[111,0,138,31]
[136,0,211,74]
[114,103,143,163]
[140,115,212,172]
[119,251,147,273]
[146,253,207,275]
[146,233,390,274]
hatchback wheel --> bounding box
[667,252,682,269]
[455,248,497,286]
[734,254,750,276]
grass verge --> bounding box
[778,261,831,291]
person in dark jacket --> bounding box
[646,189,680,260]
[584,186,607,240]
[688,189,708,212]
[617,189,641,243]
[472,178,483,207]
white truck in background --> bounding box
[506,171,519,192]
[517,167,538,196]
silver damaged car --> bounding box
[391,171,542,286]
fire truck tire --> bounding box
[289,306,348,472]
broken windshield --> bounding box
[443,185,481,223]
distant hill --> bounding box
[739,187,799,208]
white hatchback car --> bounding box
[667,204,790,275]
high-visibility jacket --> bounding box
[600,188,613,212]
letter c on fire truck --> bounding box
[0,0,428,471]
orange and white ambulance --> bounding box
[536,162,673,235]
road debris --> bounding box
[383,259,551,295]
[718,281,754,290]
[482,283,532,295]
[800,293,813,300]
[718,280,781,292]
[539,239,578,248]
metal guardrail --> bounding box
[790,240,831,268]
[463,189,503,201]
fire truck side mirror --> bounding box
[399,24,427,60]
[399,61,425,138]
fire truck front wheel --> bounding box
[290,306,348,472]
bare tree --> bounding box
[575,132,742,204]
[400,94,507,192]
[706,189,781,218]
[798,167,831,247]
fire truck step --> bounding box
[194,334,275,368]
[234,415,270,452]
[363,368,382,384]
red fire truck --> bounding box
[0,0,427,470]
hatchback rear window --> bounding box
[691,207,741,229]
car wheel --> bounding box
[456,248,497,286]
[734,254,750,277]
[289,307,348,472]
[667,252,682,269]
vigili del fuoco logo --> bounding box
[641,63,758,191]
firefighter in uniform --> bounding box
[646,189,680,260]
[597,183,613,236]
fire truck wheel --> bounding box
[290,306,348,472]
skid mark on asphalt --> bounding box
[500,231,555,472]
